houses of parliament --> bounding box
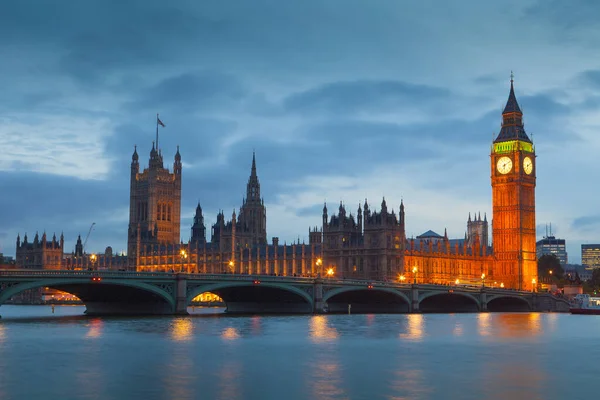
[15,79,538,291]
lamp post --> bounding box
[316,258,323,278]
[399,274,406,284]
[326,267,334,279]
[500,282,504,288]
[180,249,188,273]
[481,273,486,288]
[532,278,536,293]
[455,278,460,286]
[412,266,418,284]
[228,260,234,274]
[90,253,97,271]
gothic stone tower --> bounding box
[127,143,182,267]
[237,152,267,247]
[491,77,537,290]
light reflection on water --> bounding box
[310,315,339,343]
[399,314,423,341]
[0,306,597,399]
[170,317,193,342]
[85,318,103,339]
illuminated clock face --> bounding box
[496,156,513,174]
[523,156,533,175]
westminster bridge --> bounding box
[0,270,570,316]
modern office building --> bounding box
[582,244,600,269]
[536,236,568,265]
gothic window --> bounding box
[168,204,172,222]
[162,203,167,221]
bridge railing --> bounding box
[0,269,177,279]
[0,269,538,296]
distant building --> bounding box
[582,244,600,269]
[0,253,16,269]
[15,232,64,269]
[536,236,568,265]
[564,264,593,282]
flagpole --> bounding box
[156,113,159,150]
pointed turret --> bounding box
[191,202,206,245]
[503,75,522,114]
[173,145,182,175]
[75,234,83,256]
[246,152,261,202]
[495,73,531,143]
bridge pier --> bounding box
[410,286,420,313]
[175,275,189,315]
[480,290,488,312]
[314,280,324,313]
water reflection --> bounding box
[164,336,194,399]
[251,316,262,335]
[171,318,194,342]
[309,316,339,343]
[494,313,542,339]
[85,318,103,339]
[0,324,5,344]
[545,312,558,333]
[221,327,240,341]
[310,361,347,400]
[452,319,463,337]
[482,360,545,400]
[478,313,491,336]
[399,314,424,341]
[389,369,431,399]
[217,361,242,400]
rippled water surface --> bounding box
[0,306,598,400]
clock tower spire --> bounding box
[491,74,537,291]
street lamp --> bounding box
[316,258,323,277]
[481,273,486,288]
[180,249,188,273]
[399,274,406,283]
[90,254,97,271]
[455,278,460,285]
[532,278,536,293]
[412,266,418,284]
[228,260,234,274]
[326,267,334,278]
[500,282,504,288]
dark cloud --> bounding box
[284,80,451,115]
[524,0,600,31]
[572,216,600,231]
[127,71,248,114]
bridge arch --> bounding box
[0,278,176,314]
[418,291,480,313]
[486,294,531,312]
[323,286,410,313]
[187,281,314,313]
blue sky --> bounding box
[1,0,599,263]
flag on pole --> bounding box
[157,117,166,127]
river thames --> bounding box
[0,306,597,400]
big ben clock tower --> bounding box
[491,75,537,291]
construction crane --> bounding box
[83,222,96,254]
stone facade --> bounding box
[15,232,64,269]
[127,143,182,269]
